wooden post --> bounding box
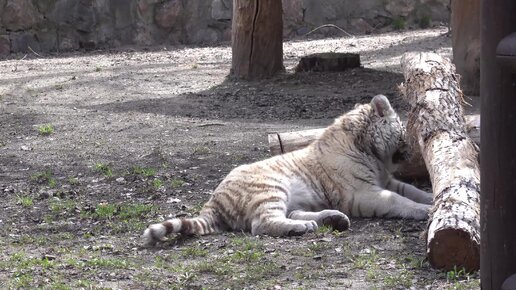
[451,0,480,95]
[231,0,284,79]
[400,52,480,272]
[480,0,516,288]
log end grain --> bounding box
[295,52,360,72]
[427,228,480,272]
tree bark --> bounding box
[267,114,480,180]
[451,0,480,95]
[231,0,284,79]
[400,52,480,272]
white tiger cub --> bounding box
[143,95,432,246]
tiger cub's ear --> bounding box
[371,94,395,118]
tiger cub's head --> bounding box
[367,94,407,165]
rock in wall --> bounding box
[0,0,450,56]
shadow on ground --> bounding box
[83,68,405,123]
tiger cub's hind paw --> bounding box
[319,210,351,231]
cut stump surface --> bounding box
[295,53,360,72]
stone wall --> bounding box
[0,0,449,56]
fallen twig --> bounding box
[304,24,355,38]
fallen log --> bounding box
[268,114,480,180]
[400,52,480,271]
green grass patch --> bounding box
[383,268,414,288]
[152,178,163,189]
[307,241,330,254]
[16,194,33,208]
[131,166,156,177]
[31,170,57,187]
[95,163,113,177]
[230,236,263,249]
[141,234,283,289]
[245,261,280,283]
[231,249,263,262]
[55,232,75,241]
[418,15,431,28]
[315,224,333,234]
[67,177,80,185]
[8,252,56,270]
[82,202,154,233]
[351,249,379,269]
[195,260,232,276]
[182,246,208,258]
[170,177,185,188]
[9,272,33,289]
[445,265,480,289]
[47,282,72,290]
[366,264,379,281]
[38,124,55,135]
[446,266,470,282]
[67,257,132,269]
[134,270,168,289]
[14,234,49,246]
[193,145,211,155]
[86,257,132,269]
[402,255,427,269]
[229,237,265,262]
[191,236,280,288]
[91,203,117,219]
[118,203,154,220]
[392,17,406,30]
[187,202,204,215]
[49,199,77,214]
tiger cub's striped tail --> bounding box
[142,211,222,246]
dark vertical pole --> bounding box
[480,0,516,289]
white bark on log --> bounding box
[268,115,480,180]
[400,52,480,271]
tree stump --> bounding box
[400,52,480,272]
[295,53,360,72]
[231,0,284,79]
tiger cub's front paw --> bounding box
[287,220,318,236]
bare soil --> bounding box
[0,27,480,289]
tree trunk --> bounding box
[400,52,480,272]
[267,114,480,180]
[451,0,480,95]
[231,0,284,79]
[480,0,516,287]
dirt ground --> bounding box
[0,27,480,289]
